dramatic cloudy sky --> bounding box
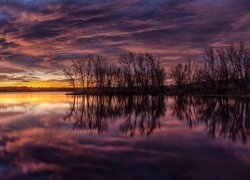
[0,0,250,87]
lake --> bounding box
[0,92,250,179]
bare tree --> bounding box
[185,58,197,84]
[64,67,77,93]
[169,58,197,87]
[64,52,166,94]
[119,53,134,89]
[227,43,250,86]
[169,64,188,86]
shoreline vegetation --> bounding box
[0,85,249,96]
[64,43,250,96]
[0,86,249,96]
[0,43,249,96]
[67,86,250,96]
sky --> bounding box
[0,0,250,87]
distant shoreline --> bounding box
[66,86,250,96]
[0,87,72,93]
[67,87,165,96]
[0,86,249,97]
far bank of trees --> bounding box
[64,52,166,94]
[170,43,250,92]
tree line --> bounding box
[170,43,250,92]
[64,52,166,94]
[64,43,250,94]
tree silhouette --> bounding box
[64,52,166,94]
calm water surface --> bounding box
[0,92,250,179]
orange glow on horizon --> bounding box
[0,80,69,88]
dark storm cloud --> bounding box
[0,0,250,82]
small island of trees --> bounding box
[64,43,250,95]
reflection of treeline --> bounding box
[64,95,250,143]
[64,53,166,94]
[63,95,165,136]
[171,96,250,143]
[170,43,250,93]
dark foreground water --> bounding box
[0,93,250,179]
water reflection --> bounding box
[0,93,250,179]
[64,95,250,143]
[171,96,250,143]
[64,95,165,136]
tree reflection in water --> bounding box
[64,95,165,136]
[171,96,250,143]
[64,95,250,143]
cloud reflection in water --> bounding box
[0,93,250,179]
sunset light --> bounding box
[0,0,250,179]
